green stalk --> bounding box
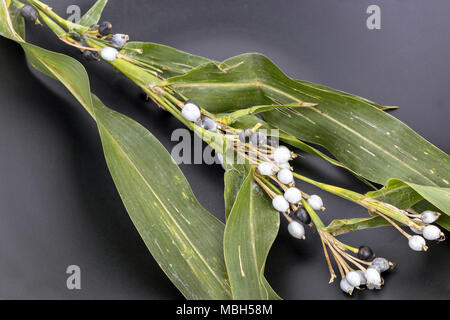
[293,172,419,228]
[27,0,87,32]
[301,198,324,228]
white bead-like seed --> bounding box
[355,270,366,285]
[258,162,275,175]
[422,225,442,240]
[111,33,129,47]
[421,210,439,224]
[200,117,217,132]
[366,283,381,290]
[272,195,289,212]
[181,102,201,122]
[340,278,354,294]
[287,221,305,239]
[284,187,302,204]
[365,267,381,286]
[278,162,290,170]
[410,218,423,234]
[371,257,390,273]
[273,146,291,164]
[408,235,426,251]
[100,46,119,61]
[307,195,323,211]
[346,271,361,287]
[277,169,294,185]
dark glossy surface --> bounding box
[0,0,449,299]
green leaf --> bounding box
[367,179,423,210]
[166,53,450,188]
[233,115,377,189]
[79,0,108,27]
[294,79,398,112]
[0,0,24,40]
[0,3,232,299]
[368,179,450,215]
[123,42,211,78]
[216,102,316,125]
[436,214,450,231]
[92,96,231,299]
[223,166,280,299]
[412,200,450,231]
[367,179,450,231]
[224,162,248,219]
[325,216,390,236]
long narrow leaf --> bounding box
[79,0,108,26]
[0,2,232,299]
[224,166,280,299]
[166,54,450,189]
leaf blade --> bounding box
[92,96,232,299]
[0,5,232,298]
[166,53,450,188]
[223,166,280,299]
[124,41,211,78]
[79,0,108,27]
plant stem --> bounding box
[28,0,87,32]
[293,172,420,229]
[301,198,325,228]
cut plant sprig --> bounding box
[16,0,446,296]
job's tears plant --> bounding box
[1,0,449,299]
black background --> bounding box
[0,0,449,299]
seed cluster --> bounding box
[406,210,444,251]
[16,4,448,299]
[74,22,130,62]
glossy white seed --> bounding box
[111,33,129,47]
[423,225,442,240]
[277,169,294,184]
[287,221,305,239]
[355,270,366,285]
[100,46,119,61]
[367,283,381,290]
[181,102,201,122]
[346,271,361,287]
[307,195,323,211]
[272,195,289,212]
[410,218,423,234]
[201,117,217,132]
[340,278,354,294]
[365,267,381,286]
[258,162,275,175]
[371,257,390,273]
[368,264,381,273]
[421,210,440,224]
[278,162,290,170]
[284,187,302,204]
[273,146,291,164]
[408,235,427,251]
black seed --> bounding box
[357,246,374,260]
[238,129,253,143]
[293,207,311,224]
[20,5,38,22]
[82,50,100,61]
[98,21,112,36]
